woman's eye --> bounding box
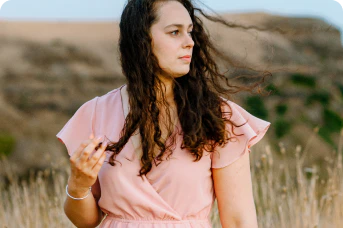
[170,30,193,36]
[171,30,179,35]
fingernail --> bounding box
[89,133,94,139]
[96,135,102,141]
[102,142,108,147]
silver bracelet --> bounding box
[66,184,92,200]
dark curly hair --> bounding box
[99,0,274,178]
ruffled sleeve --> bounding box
[211,98,271,169]
[56,96,99,157]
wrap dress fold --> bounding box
[56,85,271,227]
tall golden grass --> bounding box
[1,128,342,228]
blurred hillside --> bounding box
[0,12,342,175]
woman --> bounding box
[56,0,271,227]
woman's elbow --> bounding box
[236,218,258,228]
[63,201,103,228]
[220,212,258,228]
[222,217,258,228]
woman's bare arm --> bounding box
[63,136,107,228]
[64,182,103,228]
[212,148,258,228]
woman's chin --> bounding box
[160,68,190,79]
[174,69,190,77]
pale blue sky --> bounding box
[0,0,342,43]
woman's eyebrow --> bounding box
[164,23,193,29]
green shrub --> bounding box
[275,104,288,116]
[305,90,330,106]
[274,117,292,138]
[0,133,16,157]
[338,84,343,98]
[323,108,343,133]
[265,83,281,96]
[245,96,268,119]
[290,73,316,88]
[317,126,335,148]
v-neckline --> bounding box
[117,85,184,219]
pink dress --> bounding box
[56,85,271,227]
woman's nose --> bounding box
[183,33,194,48]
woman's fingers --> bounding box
[68,133,107,189]
[70,139,92,161]
[88,142,107,169]
[78,136,102,163]
[92,148,108,174]
[69,133,94,160]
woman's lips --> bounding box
[180,56,191,62]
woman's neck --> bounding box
[156,76,175,105]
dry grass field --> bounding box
[1,127,342,228]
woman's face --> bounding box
[150,1,194,79]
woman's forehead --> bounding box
[154,1,192,25]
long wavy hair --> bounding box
[98,0,274,178]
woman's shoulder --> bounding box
[74,86,124,124]
[95,85,124,107]
[76,86,122,112]
[56,85,125,156]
